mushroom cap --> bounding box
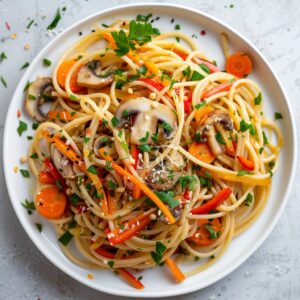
[77,60,115,89]
[25,77,55,121]
[114,97,178,143]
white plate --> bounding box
[3,3,297,298]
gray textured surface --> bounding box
[0,0,299,299]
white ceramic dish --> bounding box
[3,3,296,298]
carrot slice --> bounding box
[201,83,232,100]
[57,60,85,93]
[105,213,151,245]
[194,106,214,125]
[99,148,176,224]
[237,156,255,171]
[191,188,232,214]
[117,268,144,289]
[165,257,185,283]
[188,218,222,246]
[36,186,67,219]
[189,142,216,164]
[48,110,75,122]
[226,52,252,78]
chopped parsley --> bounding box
[195,101,206,110]
[28,94,36,100]
[0,52,7,63]
[160,122,173,133]
[17,120,28,136]
[108,180,117,191]
[274,112,283,120]
[47,8,62,30]
[151,241,167,264]
[262,131,269,145]
[26,19,35,29]
[139,131,149,143]
[20,169,30,178]
[254,92,262,105]
[155,191,179,209]
[205,223,218,240]
[35,223,42,233]
[121,109,129,118]
[69,193,80,205]
[87,165,98,174]
[111,116,120,127]
[138,144,150,153]
[178,175,197,191]
[190,71,204,81]
[175,24,181,30]
[21,199,35,214]
[43,58,52,66]
[107,261,115,268]
[244,193,253,206]
[182,66,191,78]
[136,13,153,22]
[58,231,73,246]
[23,80,32,92]
[237,170,252,176]
[1,76,7,88]
[239,119,251,132]
[32,122,39,130]
[30,152,38,159]
[105,161,112,170]
[259,147,264,154]
[138,65,148,75]
[151,133,158,142]
[199,64,210,74]
[84,136,91,144]
[215,132,226,145]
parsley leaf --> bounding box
[190,71,204,81]
[17,120,28,136]
[215,132,226,145]
[155,191,179,209]
[20,169,30,178]
[0,52,7,63]
[87,165,98,174]
[21,199,35,214]
[274,112,283,120]
[136,13,152,22]
[205,223,218,240]
[47,8,61,30]
[254,92,262,105]
[58,231,73,246]
[36,223,42,233]
[237,170,252,176]
[151,241,167,264]
[178,175,197,191]
[262,131,269,145]
[139,131,149,143]
[239,119,250,132]
[244,193,253,206]
[138,144,150,153]
[195,101,206,109]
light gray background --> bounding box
[0,0,299,299]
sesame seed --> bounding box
[127,88,133,94]
[24,44,31,50]
[20,156,27,164]
[150,213,157,220]
[149,92,157,100]
[13,166,19,173]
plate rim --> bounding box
[3,2,297,298]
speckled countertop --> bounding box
[0,0,299,299]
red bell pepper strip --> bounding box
[184,93,192,114]
[191,188,232,214]
[173,50,188,60]
[183,188,191,200]
[95,246,144,289]
[237,156,255,171]
[38,158,66,187]
[201,83,233,100]
[198,58,220,73]
[139,78,164,92]
[130,145,139,170]
[105,212,152,245]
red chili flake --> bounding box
[5,21,11,30]
[17,109,21,118]
[200,30,206,36]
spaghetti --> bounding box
[25,18,282,288]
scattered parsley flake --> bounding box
[254,92,262,105]
[138,144,150,153]
[84,136,90,144]
[20,169,30,178]
[47,8,62,30]
[69,193,80,205]
[175,24,181,30]
[20,62,30,70]
[30,152,38,159]
[108,261,115,268]
[151,241,167,264]
[195,101,206,109]
[1,76,7,88]
[139,131,149,143]
[17,120,28,136]
[262,131,269,145]
[58,231,73,246]
[26,19,35,29]
[237,170,252,176]
[87,165,98,174]
[111,116,120,127]
[43,58,52,66]
[244,193,253,206]
[21,199,35,214]
[136,14,152,22]
[36,223,42,232]
[0,52,7,63]
[215,132,226,145]
[274,112,283,120]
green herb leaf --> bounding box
[244,193,253,206]
[190,71,204,81]
[19,62,30,70]
[121,109,129,118]
[254,92,262,105]
[138,144,150,153]
[195,101,206,109]
[259,147,264,154]
[87,165,98,174]
[17,120,28,136]
[32,122,39,130]
[20,169,30,178]
[178,175,197,191]
[47,8,62,30]
[28,94,36,100]
[21,199,35,214]
[108,180,117,191]
[237,170,252,176]
[84,136,90,144]
[108,261,115,268]
[199,64,210,74]
[151,241,167,264]
[1,76,7,88]
[36,223,42,232]
[155,191,179,209]
[69,193,80,205]
[43,58,52,66]
[111,116,120,127]
[136,14,152,22]
[160,122,173,133]
[239,119,250,132]
[262,131,269,145]
[23,80,32,92]
[215,132,226,145]
[182,66,191,78]
[274,112,283,120]
[0,52,7,63]
[139,131,149,143]
[175,24,181,30]
[30,152,38,159]
[58,231,73,246]
[205,223,218,240]
[138,65,148,75]
[151,133,158,142]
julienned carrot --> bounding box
[94,247,144,289]
[201,83,233,99]
[99,148,176,224]
[191,188,232,214]
[174,50,188,61]
[105,213,152,245]
[198,58,220,73]
[48,110,75,122]
[237,156,255,171]
[226,52,252,78]
[107,192,117,215]
[117,268,145,289]
[57,60,86,93]
[188,142,215,164]
[165,257,185,283]
[194,106,214,125]
[36,186,67,219]
[188,218,222,246]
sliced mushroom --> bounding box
[197,110,233,157]
[25,77,56,121]
[77,60,115,89]
[114,98,177,145]
[145,152,185,191]
[51,146,76,179]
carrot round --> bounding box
[188,218,222,246]
[189,142,215,164]
[99,148,176,224]
[36,186,67,219]
[57,60,85,93]
[191,188,232,214]
[165,257,185,283]
[226,52,252,78]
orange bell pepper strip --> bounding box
[188,142,216,164]
[237,156,255,171]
